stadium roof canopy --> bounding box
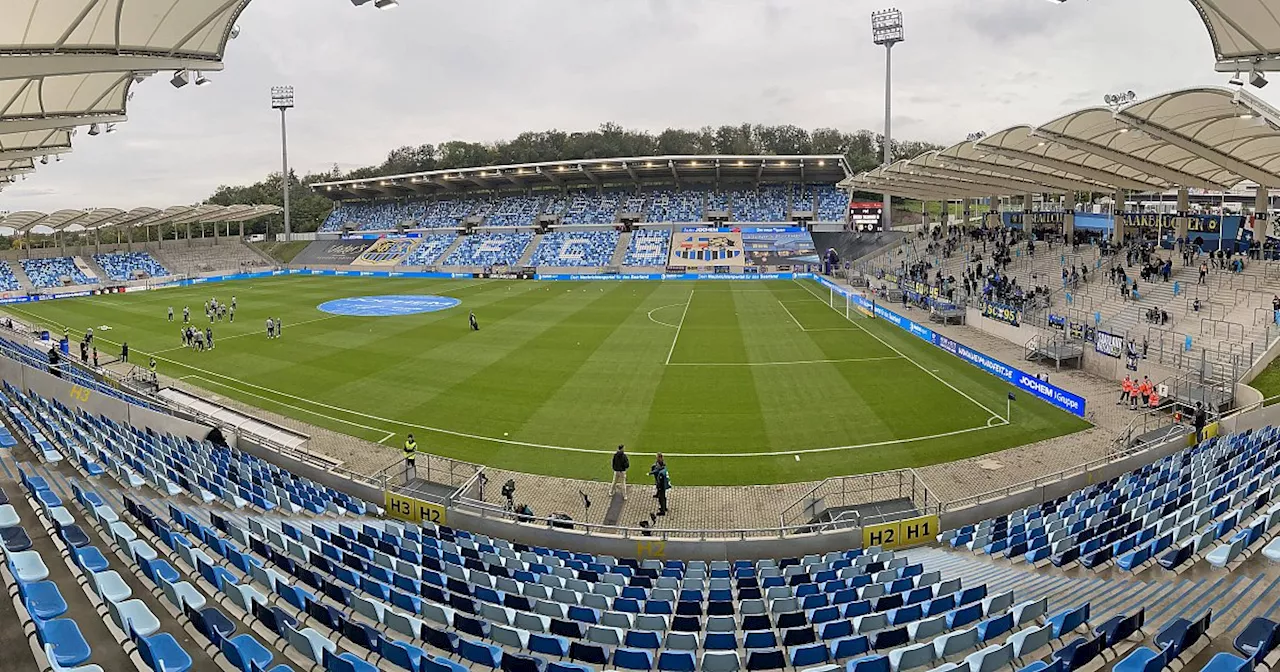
[0,203,279,233]
[846,86,1280,200]
[311,155,853,201]
[1189,0,1280,72]
[0,0,253,192]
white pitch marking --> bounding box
[184,374,398,440]
[664,288,694,365]
[646,303,688,329]
[778,300,808,332]
[0,287,1007,459]
[793,278,1006,422]
[667,356,904,367]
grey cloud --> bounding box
[0,0,1259,211]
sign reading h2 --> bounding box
[384,491,447,526]
[862,514,938,550]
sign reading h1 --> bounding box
[385,491,447,526]
[861,514,939,550]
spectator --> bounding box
[649,453,671,516]
[1193,402,1207,443]
[611,445,629,498]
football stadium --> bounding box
[7,3,1280,672]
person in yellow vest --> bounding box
[403,434,418,483]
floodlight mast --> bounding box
[872,8,904,230]
[271,86,295,242]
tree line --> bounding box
[205,123,942,234]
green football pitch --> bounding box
[3,276,1090,485]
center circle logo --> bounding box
[318,295,461,317]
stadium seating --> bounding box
[645,190,704,223]
[21,257,93,288]
[624,229,672,266]
[563,192,621,225]
[706,191,729,213]
[422,197,481,229]
[0,260,21,292]
[444,232,534,266]
[939,425,1280,575]
[529,231,619,267]
[729,185,787,222]
[93,252,170,281]
[815,185,849,222]
[401,235,458,266]
[321,200,429,231]
[791,184,817,213]
[486,196,545,227]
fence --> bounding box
[778,469,936,529]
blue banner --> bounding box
[815,277,1086,417]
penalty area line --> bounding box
[664,288,694,365]
[666,356,904,367]
[792,278,1007,424]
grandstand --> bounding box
[20,257,94,288]
[528,231,620,267]
[0,260,21,293]
[624,228,673,266]
[93,252,170,281]
[312,156,854,233]
[402,235,459,266]
[443,232,534,266]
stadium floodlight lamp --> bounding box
[871,8,904,45]
[170,69,190,88]
[1230,72,1245,86]
[39,156,48,165]
[88,123,101,136]
[1252,70,1269,88]
[966,131,986,142]
[104,123,117,133]
[194,71,210,86]
[375,0,398,8]
[230,25,241,39]
[271,86,294,110]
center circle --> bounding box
[317,295,461,316]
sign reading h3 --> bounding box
[385,491,447,526]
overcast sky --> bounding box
[0,0,1255,211]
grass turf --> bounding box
[4,276,1090,485]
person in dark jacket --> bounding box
[650,453,671,516]
[1193,402,1208,444]
[611,445,630,498]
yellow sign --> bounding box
[69,385,92,403]
[635,541,666,559]
[861,514,939,550]
[385,491,447,526]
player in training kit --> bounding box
[168,306,174,322]
[469,311,479,331]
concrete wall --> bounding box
[448,507,864,561]
[0,357,217,443]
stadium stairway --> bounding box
[9,262,34,293]
[0,451,214,672]
[431,236,468,268]
[609,232,632,267]
[516,233,544,267]
[908,546,1280,669]
[81,255,110,282]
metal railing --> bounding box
[779,469,936,529]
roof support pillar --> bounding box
[58,230,64,256]
[962,199,970,228]
[1113,189,1125,244]
[239,221,245,239]
[1064,193,1077,242]
[94,227,99,255]
[1257,186,1270,217]
[1177,188,1190,213]
[1024,193,1034,213]
[186,222,192,248]
[126,224,133,252]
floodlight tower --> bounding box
[872,8,904,230]
[271,86,295,242]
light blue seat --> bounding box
[88,570,131,603]
[1206,536,1247,568]
[0,504,19,527]
[888,642,934,672]
[10,550,49,582]
[933,628,978,660]
[109,599,161,638]
[963,642,1013,672]
[45,643,104,672]
[1111,645,1169,672]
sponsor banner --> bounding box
[354,237,416,266]
[296,240,373,265]
[476,272,535,280]
[814,276,1086,417]
[670,231,746,267]
[1048,314,1066,330]
[1095,330,1124,358]
[742,229,819,266]
[533,273,798,281]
